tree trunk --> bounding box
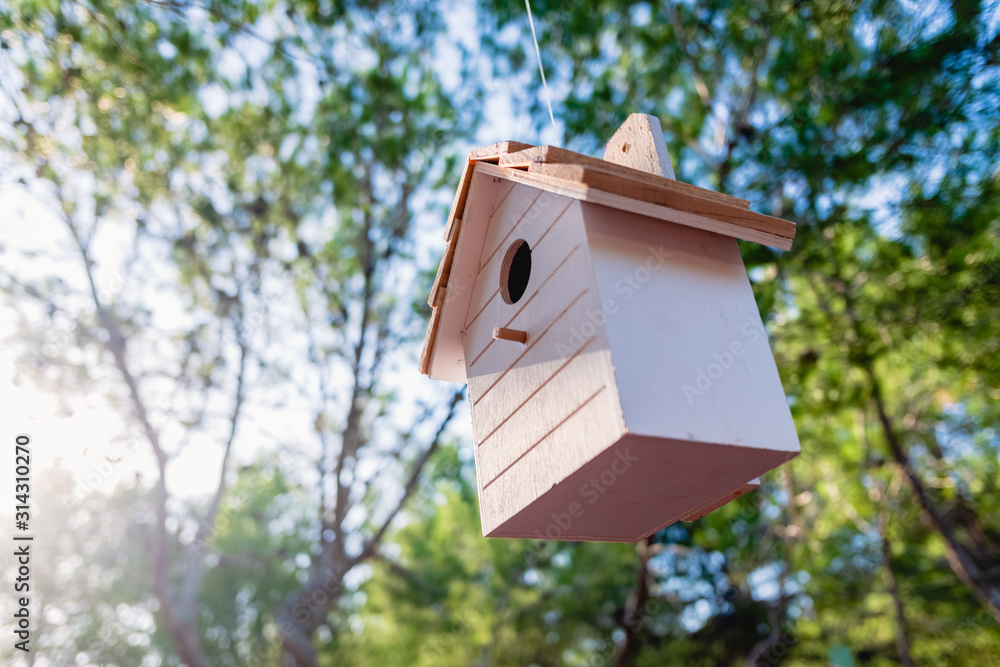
[880,514,913,667]
[277,574,338,667]
[868,371,1000,624]
[616,536,654,666]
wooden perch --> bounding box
[493,326,527,344]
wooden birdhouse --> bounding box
[420,114,800,542]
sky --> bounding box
[0,0,926,544]
[0,1,557,514]
[6,3,984,654]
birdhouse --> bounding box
[420,114,800,542]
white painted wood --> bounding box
[469,258,601,431]
[464,187,574,340]
[466,247,588,386]
[478,188,541,273]
[603,113,676,180]
[464,204,584,370]
[475,338,609,485]
[580,202,800,455]
[425,169,501,382]
[478,381,625,536]
[485,435,791,541]
[489,178,517,220]
[462,198,627,533]
[427,128,801,540]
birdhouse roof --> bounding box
[419,140,797,380]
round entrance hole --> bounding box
[500,239,531,305]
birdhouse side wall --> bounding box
[460,182,626,536]
[580,202,800,454]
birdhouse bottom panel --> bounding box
[480,433,795,542]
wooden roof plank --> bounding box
[528,163,795,240]
[428,216,462,307]
[422,138,799,377]
[444,141,533,243]
[476,163,793,250]
[499,145,751,211]
[418,290,443,376]
[470,140,533,160]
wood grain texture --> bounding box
[680,478,760,522]
[602,113,676,179]
[421,169,502,381]
[581,201,801,454]
[498,145,749,210]
[427,215,461,307]
[475,162,793,250]
[417,293,442,376]
[528,163,795,240]
[485,435,793,541]
[478,382,625,536]
[464,203,582,370]
[469,140,533,160]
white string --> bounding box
[524,0,558,143]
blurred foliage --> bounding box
[1,0,999,665]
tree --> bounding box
[1,0,473,664]
[4,0,1000,665]
[477,0,1000,662]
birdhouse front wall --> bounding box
[459,179,627,536]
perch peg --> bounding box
[493,327,527,344]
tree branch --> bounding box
[825,249,1000,624]
[616,536,654,666]
[719,42,766,185]
[666,1,712,109]
[868,372,1000,623]
[180,334,248,609]
[277,387,464,667]
[350,388,464,568]
[65,214,210,667]
[878,509,913,667]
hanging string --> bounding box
[524,0,558,143]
